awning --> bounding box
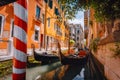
[0,0,17,7]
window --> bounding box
[54,23,57,30]
[11,20,14,37]
[77,30,79,34]
[42,14,44,24]
[35,30,39,41]
[56,24,62,36]
[44,0,48,3]
[77,37,79,40]
[49,0,53,9]
[73,34,75,37]
[0,16,2,36]
[77,43,79,46]
[54,7,59,15]
[36,6,41,19]
[47,18,50,27]
[47,36,49,45]
[62,6,64,11]
[0,15,4,37]
[34,25,40,41]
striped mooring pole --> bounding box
[13,0,28,80]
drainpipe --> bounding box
[44,3,47,50]
[68,25,70,53]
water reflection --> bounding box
[59,65,84,80]
[36,53,107,80]
[37,65,85,80]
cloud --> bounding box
[68,18,84,28]
[68,11,84,27]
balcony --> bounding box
[56,31,62,36]
[34,16,42,23]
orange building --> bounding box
[0,4,14,55]
[0,0,69,55]
[0,0,44,55]
[27,0,44,51]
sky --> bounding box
[68,11,84,28]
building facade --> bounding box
[69,24,84,48]
[85,8,120,80]
[0,3,14,55]
[44,0,68,50]
[0,0,69,56]
[84,10,89,47]
[75,24,84,48]
[69,24,76,41]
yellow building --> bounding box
[43,0,69,50]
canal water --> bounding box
[35,53,107,80]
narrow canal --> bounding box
[34,53,107,80]
[5,53,107,80]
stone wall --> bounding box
[93,43,120,80]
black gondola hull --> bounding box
[60,54,88,65]
[34,51,59,63]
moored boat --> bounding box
[31,44,59,64]
[58,42,88,65]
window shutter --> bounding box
[55,8,59,15]
[49,0,53,9]
[36,6,41,19]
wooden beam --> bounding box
[0,0,17,7]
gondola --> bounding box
[31,44,59,64]
[58,42,88,65]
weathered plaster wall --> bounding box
[93,43,120,80]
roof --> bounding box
[0,0,17,7]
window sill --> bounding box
[34,40,39,43]
[34,16,42,23]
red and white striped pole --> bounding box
[13,0,27,80]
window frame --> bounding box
[35,5,41,19]
[34,25,40,42]
[44,0,48,3]
[54,7,59,15]
[77,37,79,40]
[49,0,53,9]
[47,18,50,27]
[0,14,5,37]
[10,19,14,38]
[77,30,80,34]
